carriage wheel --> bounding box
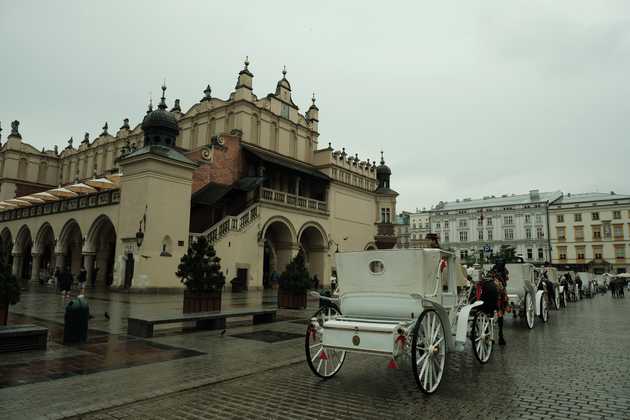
[471,311,493,364]
[411,309,446,394]
[540,293,549,323]
[524,293,535,329]
[305,305,346,379]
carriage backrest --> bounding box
[577,272,592,284]
[335,249,456,319]
[504,263,536,294]
[546,267,559,283]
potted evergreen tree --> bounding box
[278,250,311,309]
[0,262,20,325]
[176,236,226,313]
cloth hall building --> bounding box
[0,61,398,289]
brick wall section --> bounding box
[186,134,244,193]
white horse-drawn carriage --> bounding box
[576,272,594,298]
[305,249,495,394]
[535,267,562,310]
[504,264,549,328]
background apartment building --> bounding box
[430,190,562,264]
[549,192,630,274]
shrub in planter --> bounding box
[0,262,20,325]
[278,251,311,309]
[176,237,226,313]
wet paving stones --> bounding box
[78,294,630,420]
[0,313,204,388]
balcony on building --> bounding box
[189,144,329,235]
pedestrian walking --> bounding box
[60,266,73,297]
[78,265,87,294]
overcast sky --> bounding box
[1,1,629,211]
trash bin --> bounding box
[63,297,89,344]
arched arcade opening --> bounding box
[262,219,296,288]
[14,225,33,280]
[298,224,327,288]
[57,220,83,276]
[85,215,117,287]
[33,223,55,282]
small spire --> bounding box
[312,92,316,105]
[101,122,109,136]
[147,96,153,114]
[201,84,212,101]
[158,82,167,110]
[9,120,21,139]
[380,150,385,165]
[244,55,250,70]
[282,65,287,78]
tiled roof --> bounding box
[434,191,562,211]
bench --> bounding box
[0,324,48,353]
[127,308,277,338]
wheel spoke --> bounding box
[416,352,428,367]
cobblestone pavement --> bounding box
[0,286,318,420]
[76,295,630,420]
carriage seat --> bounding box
[340,292,423,320]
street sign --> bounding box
[483,244,492,253]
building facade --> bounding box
[430,190,561,263]
[409,210,432,247]
[0,60,398,289]
[394,211,410,249]
[549,192,630,274]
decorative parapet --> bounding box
[260,187,328,214]
[0,189,120,222]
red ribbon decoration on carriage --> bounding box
[439,257,448,273]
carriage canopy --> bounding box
[336,249,451,296]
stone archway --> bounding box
[14,225,33,280]
[85,215,117,287]
[0,228,13,267]
[33,223,55,283]
[262,218,296,287]
[298,224,327,288]
[56,219,83,276]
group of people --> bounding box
[53,265,88,297]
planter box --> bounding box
[0,303,7,326]
[183,291,222,313]
[278,289,307,309]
